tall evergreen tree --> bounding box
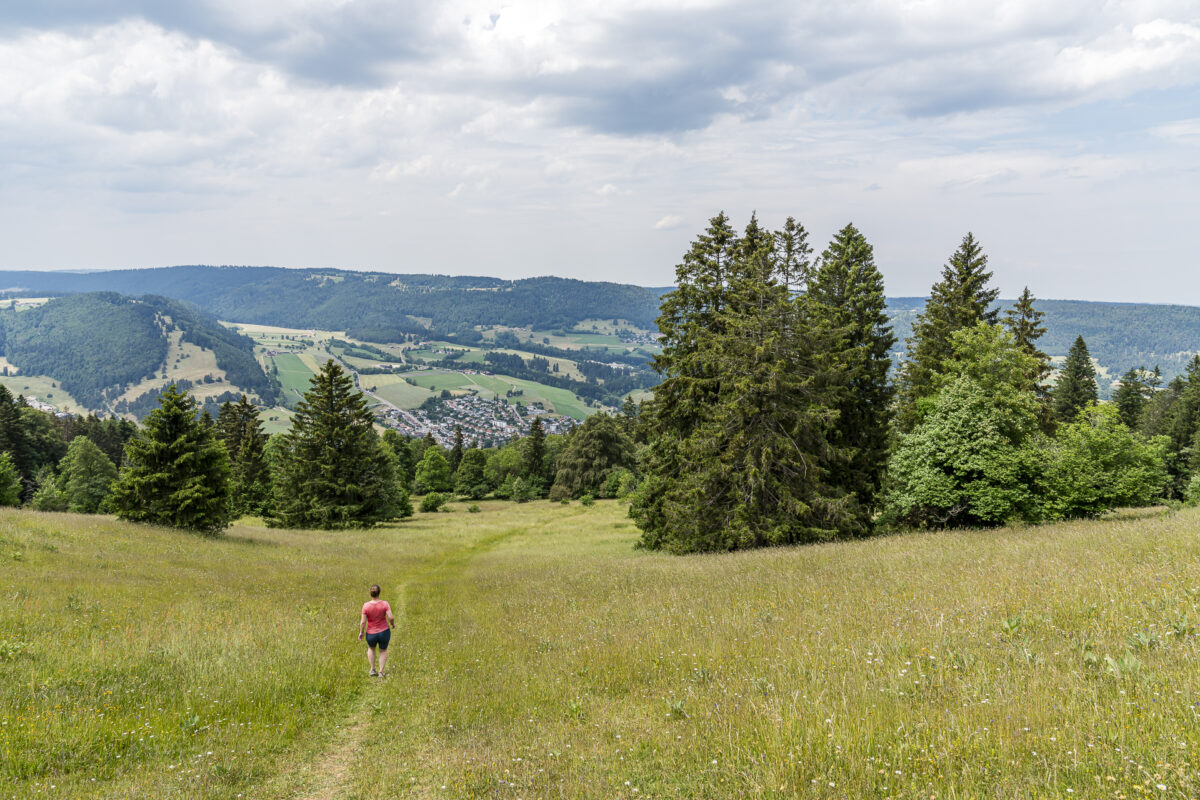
[1052,335,1099,424]
[522,416,547,485]
[269,361,400,528]
[809,223,895,529]
[60,435,118,513]
[895,233,999,430]
[448,425,464,473]
[217,395,271,516]
[1003,287,1050,390]
[1113,367,1151,429]
[109,385,232,533]
[549,414,636,500]
[634,214,852,552]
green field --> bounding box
[270,353,318,403]
[406,345,486,365]
[6,505,1200,798]
[0,373,81,413]
[369,378,437,409]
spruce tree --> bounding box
[109,385,232,533]
[808,223,895,530]
[895,232,999,430]
[60,435,118,513]
[1113,367,1151,428]
[1052,335,1099,424]
[269,361,400,528]
[448,425,464,473]
[1003,287,1050,389]
[217,396,271,516]
[634,214,852,552]
[522,416,546,486]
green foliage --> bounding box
[0,453,21,507]
[603,467,636,499]
[109,385,232,533]
[522,416,547,482]
[467,503,481,513]
[393,487,414,518]
[635,214,862,553]
[414,447,454,494]
[1003,287,1051,392]
[1040,404,1169,519]
[895,232,999,431]
[420,491,445,513]
[809,223,895,528]
[59,436,118,514]
[1113,366,1157,428]
[30,467,68,512]
[485,443,523,490]
[453,449,490,500]
[579,493,595,506]
[448,426,464,473]
[268,361,401,529]
[1053,335,1098,424]
[884,326,1043,529]
[216,396,271,516]
[509,477,536,503]
[550,414,635,501]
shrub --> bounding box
[420,492,445,513]
[467,504,481,513]
[580,493,596,506]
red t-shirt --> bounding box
[362,600,391,634]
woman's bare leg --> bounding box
[378,647,389,675]
[366,644,376,673]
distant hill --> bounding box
[0,292,275,415]
[0,266,666,342]
[2,267,1199,392]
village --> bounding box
[373,392,575,448]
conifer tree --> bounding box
[109,385,232,533]
[269,361,400,528]
[809,223,894,529]
[634,214,853,552]
[1114,367,1151,428]
[1052,335,1099,424]
[448,425,464,473]
[0,453,21,507]
[454,449,489,499]
[522,416,546,485]
[549,414,635,501]
[1003,287,1050,389]
[217,396,271,516]
[60,435,118,513]
[896,233,999,430]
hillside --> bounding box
[5,503,1200,798]
[0,266,666,340]
[0,292,275,415]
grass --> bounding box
[269,352,318,404]
[0,374,81,414]
[369,379,437,409]
[8,503,1200,798]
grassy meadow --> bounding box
[5,503,1200,798]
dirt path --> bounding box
[294,712,370,800]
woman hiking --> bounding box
[358,584,395,677]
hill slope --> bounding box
[0,292,275,413]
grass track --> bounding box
[7,504,1200,797]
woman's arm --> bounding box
[358,612,368,640]
[387,607,396,629]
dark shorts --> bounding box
[365,628,390,650]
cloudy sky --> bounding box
[0,1,1198,300]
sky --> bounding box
[0,1,1198,300]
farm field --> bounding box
[406,370,593,418]
[6,504,1200,798]
[0,373,81,413]
[368,377,437,409]
[271,352,319,404]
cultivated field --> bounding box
[4,504,1200,798]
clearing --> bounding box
[5,504,1200,798]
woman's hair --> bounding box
[369,584,381,598]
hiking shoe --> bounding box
[369,669,378,677]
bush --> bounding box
[510,477,536,504]
[420,492,445,513]
[467,504,481,513]
[580,493,596,506]
[1187,475,1200,507]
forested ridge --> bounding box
[0,293,273,410]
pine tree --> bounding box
[109,385,232,533]
[895,233,999,430]
[269,361,400,528]
[634,214,852,552]
[549,414,635,500]
[1114,367,1151,428]
[808,223,894,530]
[60,435,118,513]
[1053,335,1099,424]
[522,416,546,486]
[217,396,271,516]
[448,425,464,473]
[1003,287,1050,389]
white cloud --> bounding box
[653,214,685,230]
